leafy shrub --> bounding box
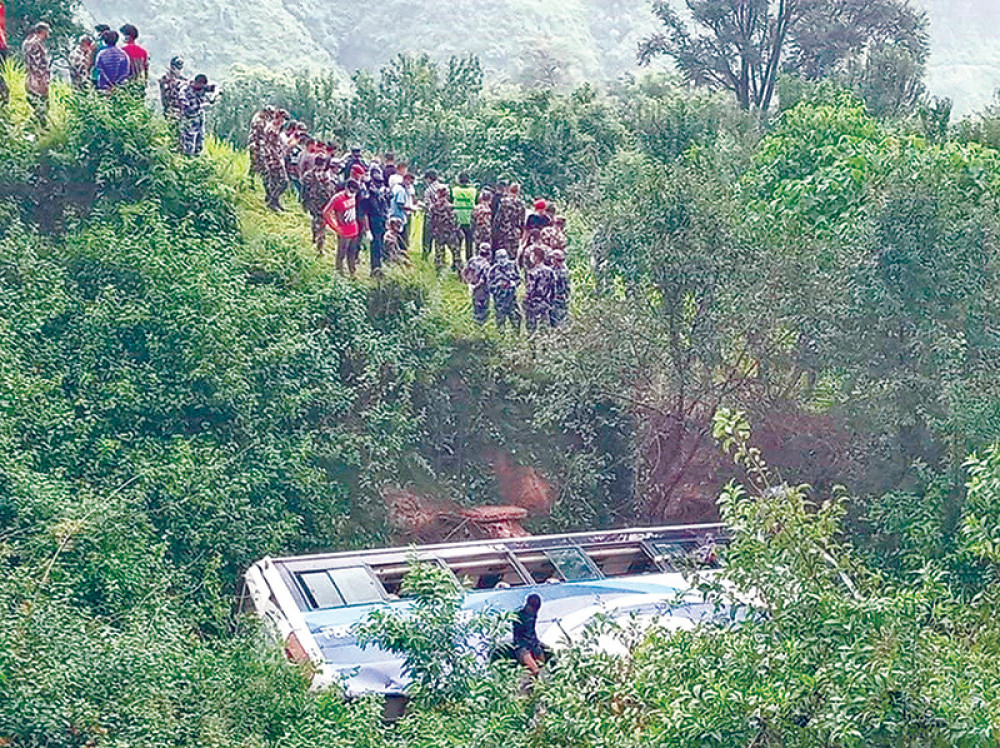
[355,560,513,705]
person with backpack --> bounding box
[524,246,557,334]
[488,249,521,333]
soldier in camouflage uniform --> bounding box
[296,137,323,185]
[550,249,570,327]
[283,122,309,197]
[524,251,557,334]
[540,216,567,257]
[22,23,51,126]
[488,249,521,333]
[179,74,214,156]
[300,151,336,254]
[518,228,552,281]
[494,182,526,260]
[383,217,410,266]
[462,243,493,325]
[69,35,96,90]
[262,110,290,211]
[247,106,273,183]
[424,170,462,271]
[473,190,493,258]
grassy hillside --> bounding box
[5,40,1000,745]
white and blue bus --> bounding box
[244,523,726,697]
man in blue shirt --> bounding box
[94,30,130,91]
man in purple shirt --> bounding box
[94,30,130,91]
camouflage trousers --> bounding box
[181,117,205,156]
[435,237,462,271]
[550,299,568,327]
[471,288,490,325]
[0,52,8,108]
[310,212,327,254]
[264,170,288,210]
[26,90,48,127]
[493,288,521,332]
[525,301,551,334]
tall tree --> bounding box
[6,0,81,48]
[638,0,927,113]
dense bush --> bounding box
[3,44,1000,747]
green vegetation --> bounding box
[3,13,1000,745]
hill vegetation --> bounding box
[64,0,1000,115]
[3,6,1000,746]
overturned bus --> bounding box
[243,523,726,696]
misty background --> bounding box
[76,0,1000,116]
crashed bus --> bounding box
[243,522,726,697]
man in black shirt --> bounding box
[359,169,391,276]
[513,593,545,675]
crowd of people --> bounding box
[248,109,572,331]
[0,6,572,331]
[0,7,216,157]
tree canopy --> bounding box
[639,0,928,113]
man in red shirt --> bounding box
[119,24,149,84]
[324,179,362,277]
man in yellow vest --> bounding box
[451,171,478,264]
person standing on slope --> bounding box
[246,105,272,182]
[359,168,390,277]
[473,189,493,259]
[524,247,556,334]
[69,35,96,90]
[550,249,571,327]
[179,74,214,156]
[262,109,289,210]
[325,178,362,278]
[301,151,336,255]
[94,30,130,91]
[119,24,149,85]
[488,248,521,333]
[494,182,526,261]
[424,170,462,271]
[463,243,493,325]
[452,171,478,264]
[159,56,186,122]
[22,22,51,125]
[0,1,10,107]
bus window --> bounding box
[370,559,453,598]
[444,553,527,590]
[583,543,658,577]
[648,542,690,571]
[371,563,411,597]
[296,567,383,609]
[515,547,601,583]
[647,541,722,571]
[297,571,344,609]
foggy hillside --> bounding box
[79,0,1000,114]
